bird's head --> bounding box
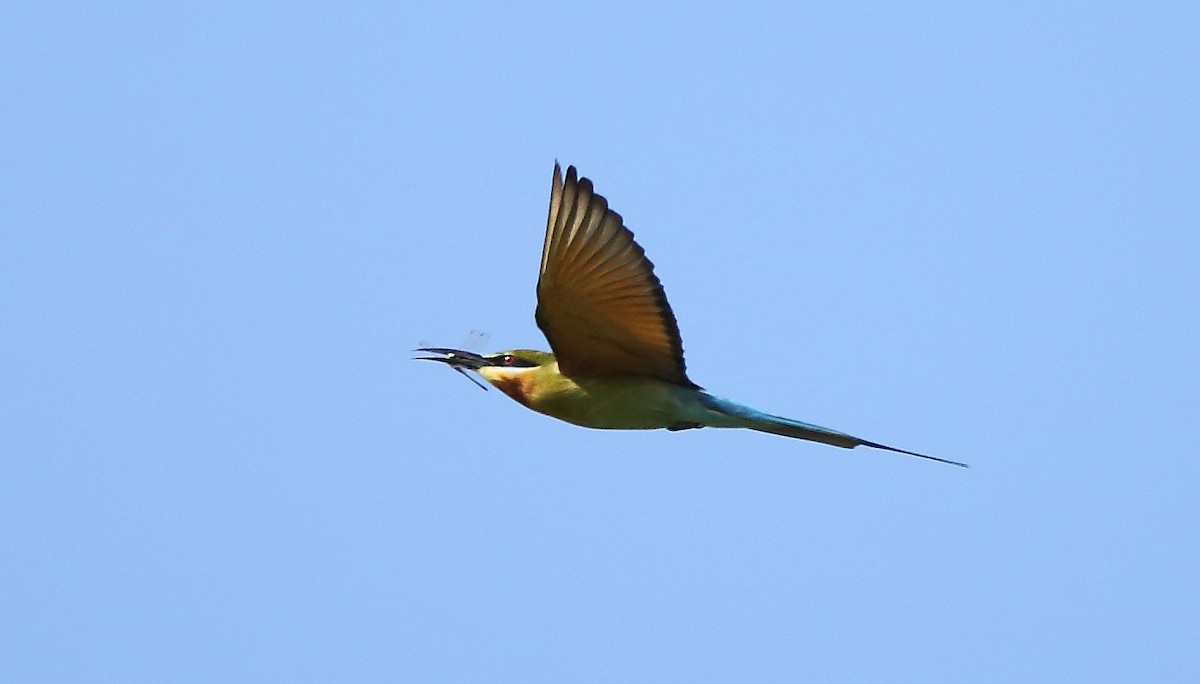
[415,347,554,392]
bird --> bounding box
[417,163,966,467]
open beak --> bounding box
[414,347,490,390]
[413,347,487,370]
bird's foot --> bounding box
[667,422,703,432]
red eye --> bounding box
[502,355,514,366]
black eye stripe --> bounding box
[489,354,537,368]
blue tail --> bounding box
[699,393,860,447]
[698,393,967,467]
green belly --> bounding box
[529,376,695,430]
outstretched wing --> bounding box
[536,163,696,388]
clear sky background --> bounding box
[3,3,1197,682]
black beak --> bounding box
[414,347,490,391]
[413,347,488,370]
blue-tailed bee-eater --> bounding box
[418,163,965,467]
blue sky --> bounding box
[3,3,1197,682]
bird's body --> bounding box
[478,358,865,448]
[480,358,733,431]
[418,163,965,467]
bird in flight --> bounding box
[418,163,966,467]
